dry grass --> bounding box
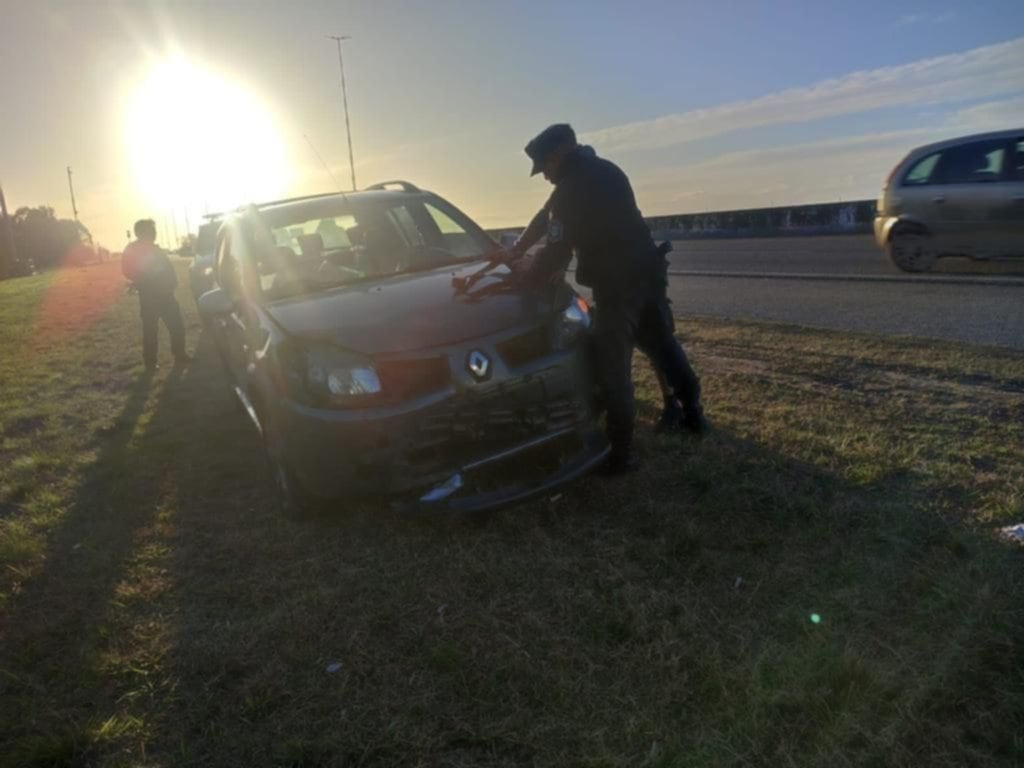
[1,262,1022,767]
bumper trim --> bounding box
[399,428,609,515]
[461,426,578,472]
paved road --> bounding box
[666,275,1024,349]
[666,235,1024,277]
[574,235,1024,350]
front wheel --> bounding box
[262,412,316,520]
[888,232,937,273]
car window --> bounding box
[1015,139,1024,180]
[937,140,1007,184]
[424,202,481,258]
[386,206,426,247]
[260,211,383,300]
[196,221,220,257]
[903,152,941,186]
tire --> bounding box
[888,231,937,273]
[262,412,316,520]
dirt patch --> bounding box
[878,371,1024,405]
[2,415,45,438]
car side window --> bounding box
[903,153,941,185]
[936,140,1007,184]
[1015,139,1024,180]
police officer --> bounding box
[122,219,189,373]
[508,180,685,434]
[515,124,708,474]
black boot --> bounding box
[655,402,684,434]
[597,446,640,477]
[681,406,710,436]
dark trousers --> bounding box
[593,286,701,452]
[139,290,186,367]
[635,296,702,411]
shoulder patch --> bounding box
[547,218,563,243]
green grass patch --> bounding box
[1,263,1022,766]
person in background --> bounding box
[122,218,189,373]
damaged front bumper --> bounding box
[402,425,609,513]
[276,347,606,512]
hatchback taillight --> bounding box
[884,163,899,189]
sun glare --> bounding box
[124,57,291,217]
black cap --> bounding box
[525,123,577,176]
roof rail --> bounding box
[252,191,350,209]
[364,180,422,193]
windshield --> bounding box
[253,197,496,302]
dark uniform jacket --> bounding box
[122,240,178,295]
[532,145,658,296]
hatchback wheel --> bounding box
[888,232,937,273]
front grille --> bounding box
[465,431,585,494]
[403,374,587,474]
[376,357,451,404]
[498,327,552,368]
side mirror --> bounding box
[498,232,519,250]
[198,287,233,317]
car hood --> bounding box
[266,261,558,355]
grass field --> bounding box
[1,261,1022,767]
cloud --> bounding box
[947,95,1024,131]
[580,37,1024,154]
[896,12,953,26]
[630,96,1022,214]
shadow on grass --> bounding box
[0,332,211,763]
[2,328,1022,766]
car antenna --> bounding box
[303,132,349,201]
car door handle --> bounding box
[932,196,946,204]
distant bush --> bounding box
[9,206,93,272]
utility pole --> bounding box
[0,181,18,277]
[66,166,79,221]
[328,34,357,191]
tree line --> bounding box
[0,205,102,278]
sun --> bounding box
[124,56,291,217]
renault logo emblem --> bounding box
[467,349,491,380]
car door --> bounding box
[1003,137,1024,256]
[931,137,1012,258]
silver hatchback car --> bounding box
[874,129,1024,272]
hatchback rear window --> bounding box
[936,139,1007,184]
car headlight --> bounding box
[552,295,591,350]
[281,343,382,407]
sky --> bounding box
[1,0,1023,249]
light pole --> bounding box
[328,34,357,191]
[66,166,79,221]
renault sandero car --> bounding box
[874,128,1024,272]
[198,181,608,516]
